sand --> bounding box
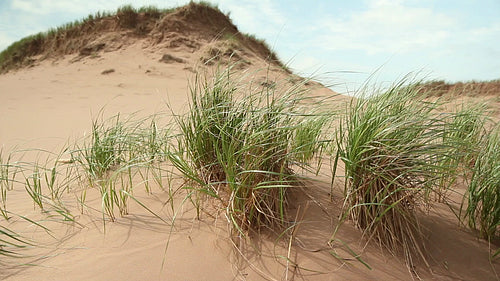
[1,6,499,280]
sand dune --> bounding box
[1,3,499,281]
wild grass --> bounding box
[70,114,170,182]
[1,64,498,277]
[68,113,172,222]
[437,103,488,200]
[74,115,126,181]
[0,224,31,261]
[462,123,500,244]
[416,79,500,97]
[0,112,173,237]
[241,33,289,72]
[24,164,44,210]
[333,81,452,270]
[170,70,326,234]
[0,150,20,219]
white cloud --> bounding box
[290,55,323,74]
[316,0,456,54]
[9,0,182,16]
[258,0,286,26]
[218,0,286,37]
[466,22,500,45]
[11,0,90,15]
[0,33,14,51]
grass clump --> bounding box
[436,103,488,200]
[333,81,449,269]
[117,5,139,28]
[462,124,500,243]
[69,113,172,221]
[443,104,487,165]
[75,116,126,180]
[171,70,325,234]
[72,114,170,181]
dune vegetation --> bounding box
[332,79,499,273]
[1,68,499,276]
[170,71,325,233]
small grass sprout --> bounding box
[24,165,44,210]
[0,150,22,219]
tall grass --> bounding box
[170,71,326,234]
[333,82,450,269]
[462,124,500,243]
[437,103,488,200]
[24,165,44,210]
[1,61,497,275]
[0,113,175,267]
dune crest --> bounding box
[0,2,286,74]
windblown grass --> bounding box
[0,150,18,219]
[0,224,31,262]
[170,70,326,234]
[71,114,170,182]
[0,112,177,265]
[437,103,488,200]
[333,81,451,270]
[416,79,500,97]
[1,64,498,277]
[462,123,500,245]
[69,113,172,222]
[1,112,173,234]
[0,152,29,262]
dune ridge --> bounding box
[0,2,285,74]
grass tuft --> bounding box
[462,124,500,243]
[333,81,450,270]
[436,103,488,200]
[171,69,326,234]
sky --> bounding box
[0,0,499,93]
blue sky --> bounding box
[0,0,499,92]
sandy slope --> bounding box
[1,37,499,281]
[0,43,188,152]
